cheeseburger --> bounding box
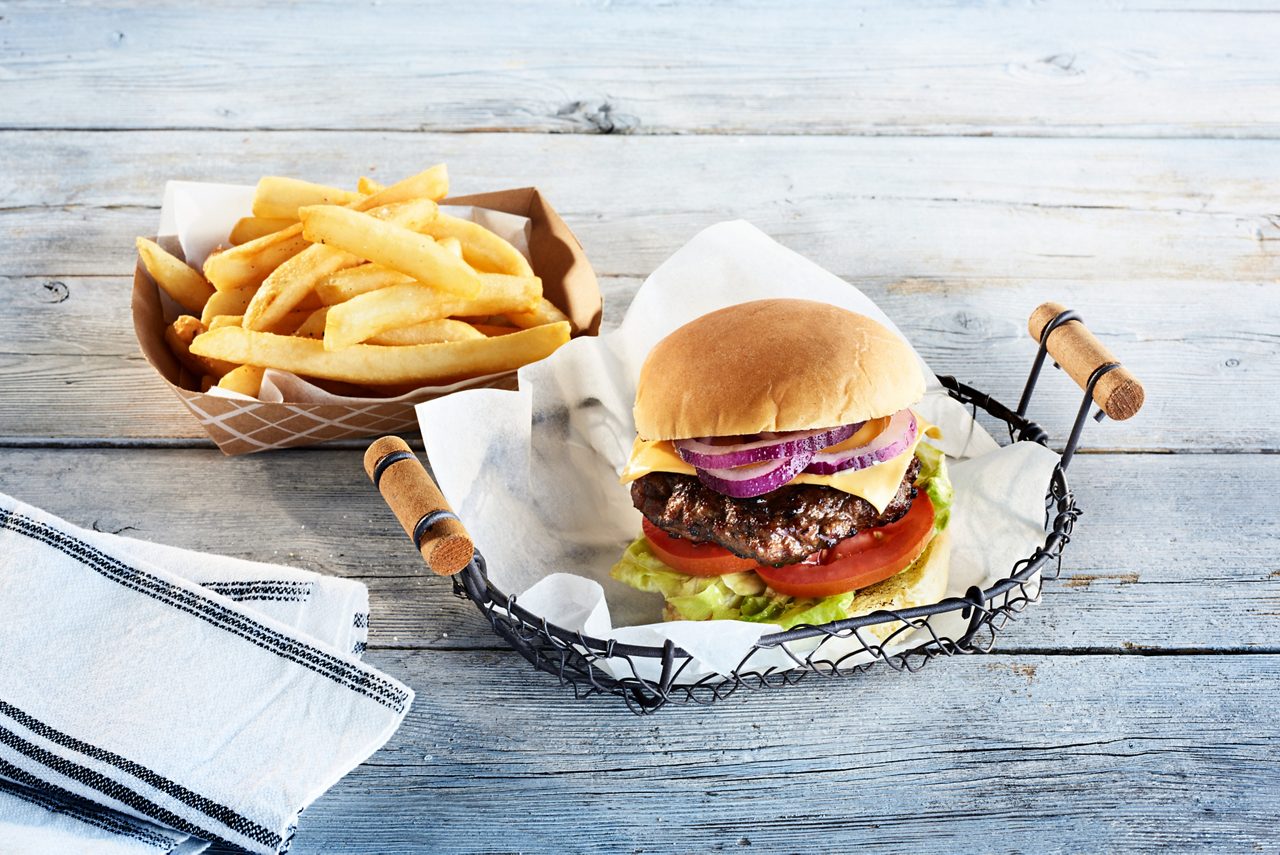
[611,299,953,630]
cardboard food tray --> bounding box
[133,187,601,456]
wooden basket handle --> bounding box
[363,436,474,576]
[1028,302,1145,421]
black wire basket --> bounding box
[368,305,1142,714]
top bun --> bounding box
[634,298,924,441]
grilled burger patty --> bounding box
[631,458,920,567]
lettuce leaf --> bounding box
[610,537,856,627]
[914,439,953,535]
[609,537,763,622]
[611,444,955,628]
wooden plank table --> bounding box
[2,2,1278,852]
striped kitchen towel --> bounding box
[0,492,413,853]
[84,529,371,658]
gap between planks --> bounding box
[11,128,1280,141]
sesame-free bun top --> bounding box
[634,298,925,441]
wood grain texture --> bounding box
[2,448,1276,653]
[4,1,1280,137]
[260,651,1279,854]
[4,3,1278,851]
[5,132,1280,284]
[1,274,1273,452]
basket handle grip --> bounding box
[363,436,474,576]
[1028,302,1145,421]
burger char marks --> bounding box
[632,457,920,567]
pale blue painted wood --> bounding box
[1,1,1277,852]
[287,651,1280,854]
[2,449,1276,654]
[3,1,1280,137]
[1,131,1278,450]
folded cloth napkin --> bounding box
[0,492,413,854]
[89,532,370,658]
[0,776,204,855]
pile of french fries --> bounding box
[135,164,571,399]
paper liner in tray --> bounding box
[133,186,600,455]
[416,221,1062,685]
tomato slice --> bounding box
[641,519,759,577]
[756,493,936,598]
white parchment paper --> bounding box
[416,222,1060,681]
[157,180,533,405]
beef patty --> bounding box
[631,457,920,567]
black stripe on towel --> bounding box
[0,698,277,848]
[0,510,408,713]
[0,775,178,850]
[0,749,247,852]
[201,580,314,603]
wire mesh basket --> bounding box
[367,304,1143,714]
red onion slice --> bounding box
[695,450,816,499]
[674,423,859,469]
[804,409,917,475]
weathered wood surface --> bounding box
[1,273,1273,451]
[3,1,1278,852]
[3,449,1276,654]
[4,1,1280,137]
[288,652,1279,855]
[2,132,1278,450]
[7,132,1280,283]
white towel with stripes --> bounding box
[0,493,413,854]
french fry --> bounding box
[142,162,572,406]
[244,198,440,333]
[417,214,533,277]
[200,284,324,326]
[323,274,540,350]
[190,322,571,386]
[200,284,257,325]
[165,315,238,379]
[506,297,570,329]
[229,216,295,245]
[166,315,203,347]
[135,238,214,314]
[359,164,447,206]
[438,236,463,258]
[294,307,329,339]
[316,265,413,305]
[203,165,448,293]
[202,225,310,292]
[242,242,359,331]
[299,204,481,299]
[252,176,363,221]
[365,319,486,346]
[472,273,542,306]
[216,364,266,397]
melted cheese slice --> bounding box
[620,411,939,513]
